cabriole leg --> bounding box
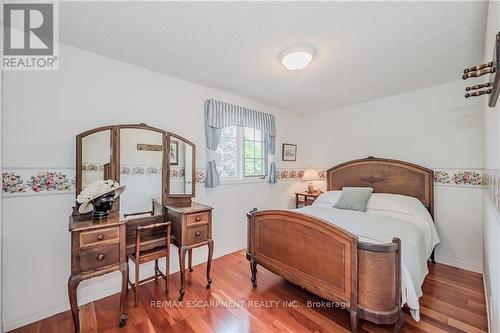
[250,259,257,288]
[206,239,214,289]
[68,275,81,333]
[188,249,193,272]
[178,246,188,301]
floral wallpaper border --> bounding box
[82,163,105,172]
[3,170,75,194]
[482,170,500,213]
[2,167,483,195]
[275,169,326,181]
[121,165,162,176]
[275,168,483,186]
[433,169,482,186]
[84,163,185,178]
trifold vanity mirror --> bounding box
[167,133,195,202]
[77,126,114,193]
[70,123,212,333]
[76,124,196,210]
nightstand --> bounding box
[295,191,322,208]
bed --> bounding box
[246,157,440,332]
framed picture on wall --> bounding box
[170,141,178,165]
[282,143,297,161]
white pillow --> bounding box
[312,191,432,219]
[311,190,342,207]
[366,193,433,222]
[366,193,439,256]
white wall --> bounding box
[1,43,305,330]
[482,1,500,332]
[302,80,484,272]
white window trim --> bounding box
[217,127,268,184]
[219,177,267,185]
[243,127,268,178]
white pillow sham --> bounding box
[310,190,439,257]
[312,190,342,207]
[366,193,433,223]
[312,190,432,222]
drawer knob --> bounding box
[195,216,201,222]
[96,234,105,240]
[97,254,105,261]
[195,231,201,236]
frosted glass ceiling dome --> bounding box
[280,45,315,71]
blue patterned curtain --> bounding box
[264,134,276,183]
[204,101,222,187]
[204,99,277,187]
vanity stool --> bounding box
[162,201,214,301]
[126,220,171,307]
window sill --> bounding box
[219,177,267,186]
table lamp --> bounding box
[302,168,320,194]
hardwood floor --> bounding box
[10,250,488,333]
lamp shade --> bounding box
[302,168,320,181]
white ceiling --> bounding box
[58,1,488,115]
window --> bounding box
[244,128,266,177]
[216,127,238,178]
[216,126,267,180]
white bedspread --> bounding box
[296,205,440,321]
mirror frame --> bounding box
[76,125,116,198]
[166,132,196,204]
[116,124,168,212]
[75,123,169,214]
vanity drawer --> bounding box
[79,243,119,272]
[186,224,209,245]
[186,212,209,225]
[80,227,119,248]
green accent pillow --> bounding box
[333,187,373,212]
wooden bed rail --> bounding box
[246,209,403,333]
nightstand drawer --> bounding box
[186,212,209,225]
[186,224,209,245]
[79,243,119,272]
[80,227,119,248]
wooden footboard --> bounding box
[246,209,403,333]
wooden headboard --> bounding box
[327,157,434,217]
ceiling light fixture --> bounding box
[280,45,315,71]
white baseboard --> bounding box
[3,242,246,332]
[484,278,492,333]
[434,255,483,273]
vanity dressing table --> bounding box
[68,212,128,332]
[69,124,213,332]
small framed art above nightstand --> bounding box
[295,191,322,208]
[282,143,297,161]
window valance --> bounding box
[205,99,276,136]
[204,99,277,187]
